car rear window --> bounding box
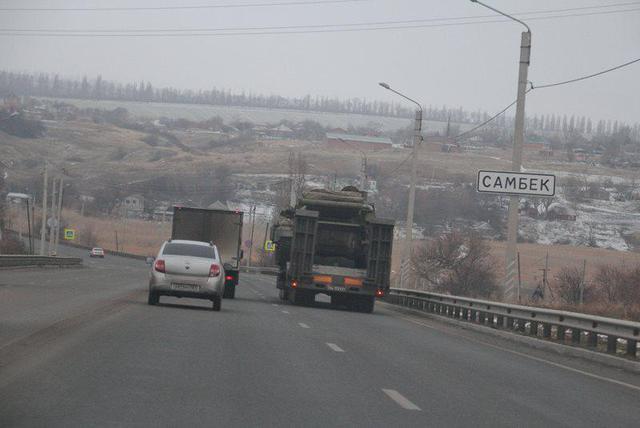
[162,243,216,259]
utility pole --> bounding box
[472,0,531,301]
[248,205,256,268]
[378,82,423,288]
[39,163,48,255]
[54,176,64,253]
[48,177,57,255]
[26,198,33,254]
[580,259,587,305]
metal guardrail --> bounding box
[387,288,640,360]
[0,255,83,268]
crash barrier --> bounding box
[0,255,83,268]
[387,288,640,360]
[240,266,279,276]
[61,241,147,261]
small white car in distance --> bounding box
[148,239,225,311]
[89,247,105,258]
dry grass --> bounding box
[486,241,640,287]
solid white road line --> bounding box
[382,389,421,411]
[298,323,310,329]
[281,310,290,314]
[326,343,345,352]
[397,314,640,393]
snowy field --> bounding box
[43,97,474,133]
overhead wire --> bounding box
[531,57,640,90]
[381,56,640,177]
[1,5,640,36]
[0,0,366,12]
[454,56,640,141]
[3,2,639,33]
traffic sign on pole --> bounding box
[63,228,76,240]
[477,170,555,197]
[264,240,276,252]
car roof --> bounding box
[165,239,215,247]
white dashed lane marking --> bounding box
[326,343,345,352]
[382,389,421,411]
[281,310,290,314]
[298,323,310,329]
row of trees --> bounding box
[9,70,636,134]
[526,113,639,138]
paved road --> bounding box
[1,249,639,427]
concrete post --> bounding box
[39,163,48,255]
[400,110,422,288]
[47,177,57,256]
[504,30,531,301]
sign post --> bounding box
[477,170,556,300]
[477,170,555,197]
[63,228,76,241]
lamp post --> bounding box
[379,82,422,288]
[471,0,531,301]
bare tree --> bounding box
[553,266,589,304]
[412,230,497,298]
[288,151,307,202]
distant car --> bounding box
[89,247,105,258]
[148,239,225,311]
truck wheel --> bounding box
[360,296,375,313]
[148,290,159,306]
[223,284,236,299]
[212,296,222,311]
[289,289,308,306]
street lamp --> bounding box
[379,82,423,289]
[471,0,531,302]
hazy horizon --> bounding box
[1,0,639,123]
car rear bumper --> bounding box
[149,274,223,299]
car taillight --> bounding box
[154,259,165,273]
[375,289,385,298]
[225,275,233,281]
[291,279,298,288]
[209,264,221,277]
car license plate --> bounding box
[171,283,200,291]
[328,285,346,292]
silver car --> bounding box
[147,240,225,311]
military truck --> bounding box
[172,206,243,299]
[271,187,394,313]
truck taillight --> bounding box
[375,289,385,298]
[291,280,298,288]
[154,259,165,273]
[209,264,221,277]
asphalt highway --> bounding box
[1,248,639,427]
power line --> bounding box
[455,56,640,140]
[532,57,640,89]
[0,0,366,12]
[4,2,639,32]
[2,6,640,36]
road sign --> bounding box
[477,170,555,197]
[47,217,59,229]
[264,240,276,252]
[63,228,76,240]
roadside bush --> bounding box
[593,264,640,307]
[80,226,98,247]
[552,266,591,304]
[412,230,498,298]
[0,115,45,138]
[0,234,27,254]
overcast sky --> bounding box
[1,0,638,123]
